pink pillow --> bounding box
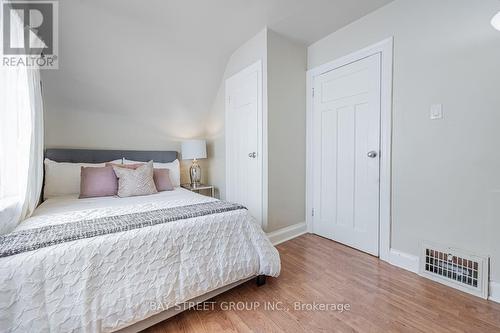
[79,166,118,198]
[107,163,174,191]
[153,168,174,191]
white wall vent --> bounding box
[420,242,489,299]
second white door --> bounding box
[225,61,263,225]
[312,54,381,256]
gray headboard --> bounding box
[44,149,178,163]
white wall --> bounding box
[308,0,500,282]
[41,0,227,148]
[42,0,222,184]
[267,30,307,232]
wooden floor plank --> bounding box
[144,234,500,333]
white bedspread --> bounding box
[0,188,280,332]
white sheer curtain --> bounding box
[0,2,44,234]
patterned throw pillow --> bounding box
[112,161,158,197]
[106,162,174,191]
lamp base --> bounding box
[189,159,201,186]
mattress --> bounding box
[0,188,281,332]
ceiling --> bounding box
[42,0,393,141]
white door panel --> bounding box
[226,62,262,225]
[313,54,381,256]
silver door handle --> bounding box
[367,151,378,158]
[248,152,257,158]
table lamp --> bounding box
[181,139,207,186]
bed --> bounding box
[0,149,281,333]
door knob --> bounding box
[367,151,378,158]
[248,152,257,158]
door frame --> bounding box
[305,37,393,261]
[225,60,266,229]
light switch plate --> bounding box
[430,104,443,120]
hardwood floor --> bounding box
[145,234,500,332]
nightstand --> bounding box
[180,184,215,198]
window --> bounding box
[0,3,44,234]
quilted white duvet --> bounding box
[0,188,280,332]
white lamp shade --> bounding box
[492,12,500,31]
[181,140,207,160]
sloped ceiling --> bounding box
[42,0,393,146]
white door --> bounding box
[225,61,263,225]
[312,54,381,256]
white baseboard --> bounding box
[388,248,420,273]
[267,222,307,246]
[489,281,500,303]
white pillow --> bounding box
[43,158,122,200]
[123,158,180,187]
